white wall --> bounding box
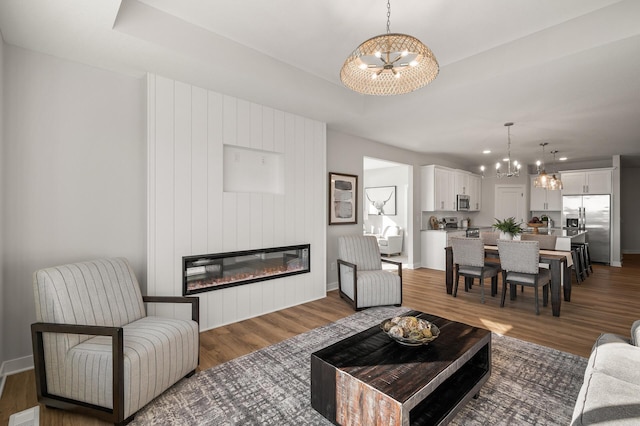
[1,45,146,362]
[0,34,5,369]
[147,74,326,331]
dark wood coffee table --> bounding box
[311,311,491,425]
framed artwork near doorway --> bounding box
[329,172,358,225]
[364,186,397,216]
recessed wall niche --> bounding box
[223,145,285,194]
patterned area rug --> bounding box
[131,306,587,425]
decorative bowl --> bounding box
[527,222,545,234]
[380,316,440,347]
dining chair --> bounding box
[480,231,499,246]
[497,240,551,315]
[520,233,557,250]
[451,237,500,303]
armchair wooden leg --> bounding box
[453,268,460,297]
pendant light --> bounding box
[547,150,564,190]
[534,142,550,188]
[496,122,521,178]
[340,0,439,96]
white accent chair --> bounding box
[377,226,403,256]
[337,235,402,310]
[31,258,200,424]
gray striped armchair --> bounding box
[337,235,402,310]
[31,258,199,424]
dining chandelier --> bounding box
[340,0,439,96]
[496,122,521,178]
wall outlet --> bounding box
[330,262,336,271]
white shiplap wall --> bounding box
[147,74,327,331]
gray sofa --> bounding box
[571,320,640,425]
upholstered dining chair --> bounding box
[480,231,500,246]
[497,240,551,315]
[451,237,500,303]
[520,233,557,250]
[520,232,558,278]
[31,258,200,424]
[337,235,402,310]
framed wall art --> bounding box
[364,186,397,216]
[329,172,358,225]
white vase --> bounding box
[499,231,513,240]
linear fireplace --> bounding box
[183,244,310,295]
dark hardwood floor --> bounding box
[1,254,638,425]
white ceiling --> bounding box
[1,0,639,169]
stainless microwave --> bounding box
[457,194,470,211]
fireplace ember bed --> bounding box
[182,244,310,295]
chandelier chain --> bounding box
[386,0,391,34]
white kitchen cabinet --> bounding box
[454,170,470,195]
[422,165,456,211]
[530,176,562,211]
[468,174,482,211]
[560,169,612,195]
[421,230,466,271]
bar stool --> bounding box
[571,243,587,283]
[572,242,593,276]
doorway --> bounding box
[495,184,526,224]
[363,157,412,267]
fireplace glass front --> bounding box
[183,244,310,295]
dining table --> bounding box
[444,245,573,317]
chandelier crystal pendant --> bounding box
[340,0,439,96]
[496,122,521,178]
[534,142,550,188]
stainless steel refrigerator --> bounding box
[562,194,611,264]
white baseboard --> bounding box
[326,281,338,291]
[0,355,34,399]
[622,250,640,254]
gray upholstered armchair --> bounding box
[337,235,402,310]
[31,258,200,424]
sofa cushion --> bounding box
[62,315,199,418]
[571,332,640,425]
[571,371,640,425]
[589,334,640,385]
[631,320,640,347]
[355,270,402,308]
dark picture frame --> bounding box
[364,185,397,216]
[329,172,358,225]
